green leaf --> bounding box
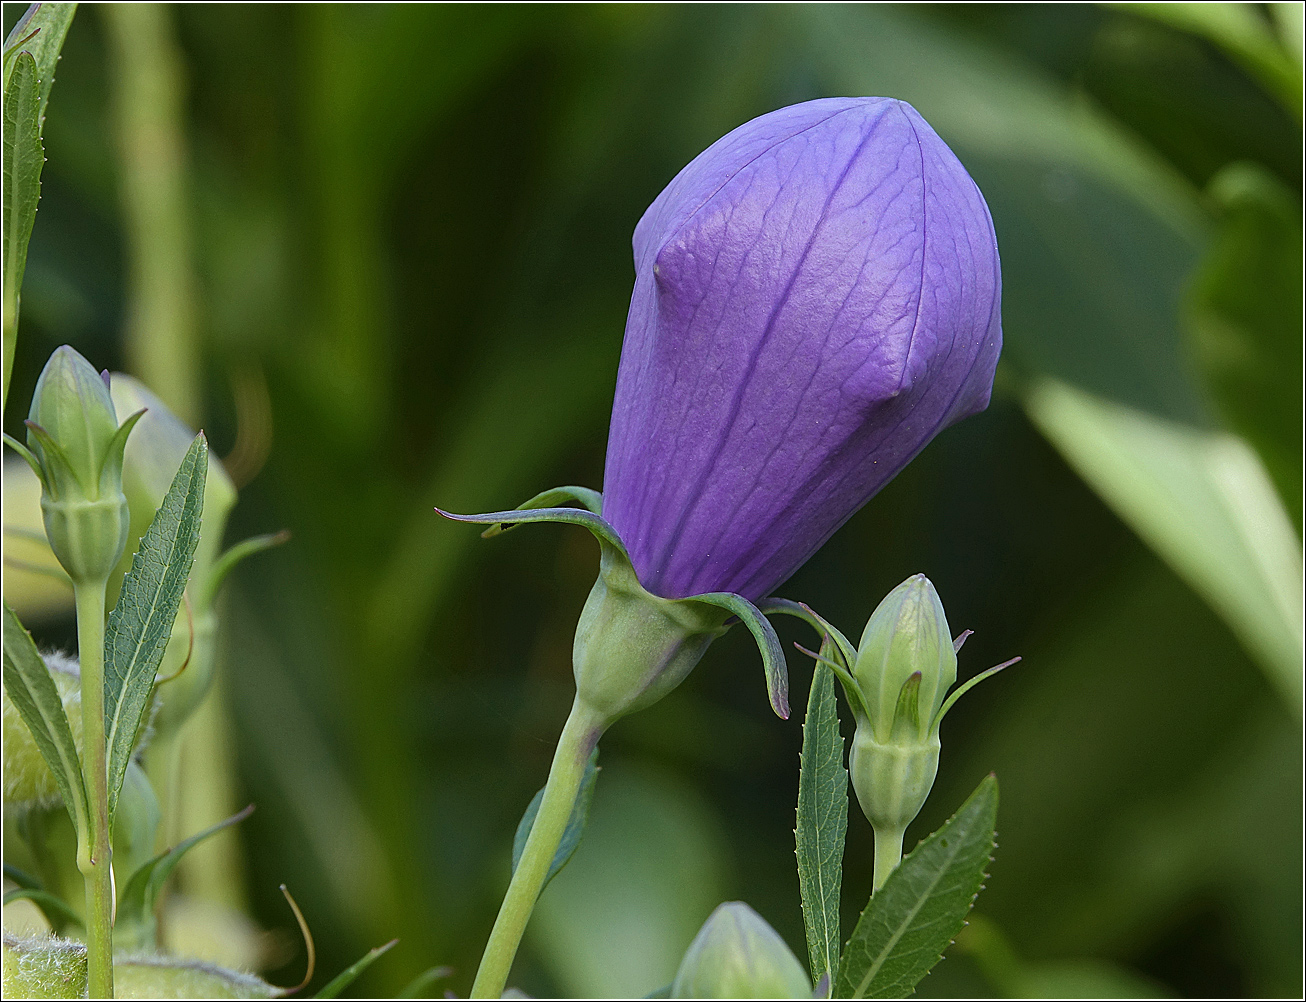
[511,747,599,893]
[1,601,89,840]
[103,433,208,823]
[3,887,82,932]
[396,965,452,998]
[115,804,254,946]
[1025,378,1303,710]
[2,3,77,123]
[3,50,41,408]
[1109,2,1302,114]
[313,939,398,999]
[1186,162,1302,519]
[835,775,998,999]
[796,657,848,991]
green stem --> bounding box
[872,826,906,893]
[74,578,115,999]
[470,698,605,999]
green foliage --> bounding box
[102,433,207,824]
[2,51,40,407]
[2,3,77,121]
[313,939,397,999]
[836,776,997,999]
[511,748,599,894]
[114,804,254,951]
[1026,377,1302,708]
[796,658,848,990]
[1,888,80,932]
[1,603,88,840]
[4,4,1299,996]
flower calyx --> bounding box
[438,485,790,731]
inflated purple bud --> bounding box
[603,97,1001,601]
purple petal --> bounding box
[602,98,1001,600]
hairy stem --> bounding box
[470,698,604,999]
[75,578,114,998]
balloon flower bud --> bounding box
[443,97,1002,733]
[820,574,1016,889]
[18,346,142,584]
[671,902,812,999]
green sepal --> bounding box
[1,602,90,846]
[437,501,628,557]
[891,672,923,741]
[689,591,789,719]
[96,407,145,497]
[115,804,255,950]
[760,597,869,721]
[930,656,1021,734]
[313,939,399,999]
[511,747,600,893]
[23,419,84,499]
[758,597,859,669]
[3,429,44,485]
[199,529,291,610]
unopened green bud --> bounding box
[846,575,953,888]
[852,574,955,743]
[671,902,812,999]
[22,347,141,584]
[2,653,82,807]
[838,574,1017,890]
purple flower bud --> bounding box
[602,98,1002,601]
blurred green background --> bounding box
[3,3,1301,998]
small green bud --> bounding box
[671,902,812,999]
[837,573,1017,889]
[846,574,954,887]
[23,347,141,584]
[2,653,82,807]
[852,574,955,744]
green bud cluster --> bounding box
[671,902,812,999]
[17,347,142,585]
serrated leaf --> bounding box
[115,804,253,947]
[511,747,599,893]
[103,433,207,824]
[796,656,848,991]
[836,775,998,999]
[1,601,89,840]
[3,50,41,406]
[313,938,398,998]
[3,3,78,122]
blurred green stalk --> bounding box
[103,2,200,425]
